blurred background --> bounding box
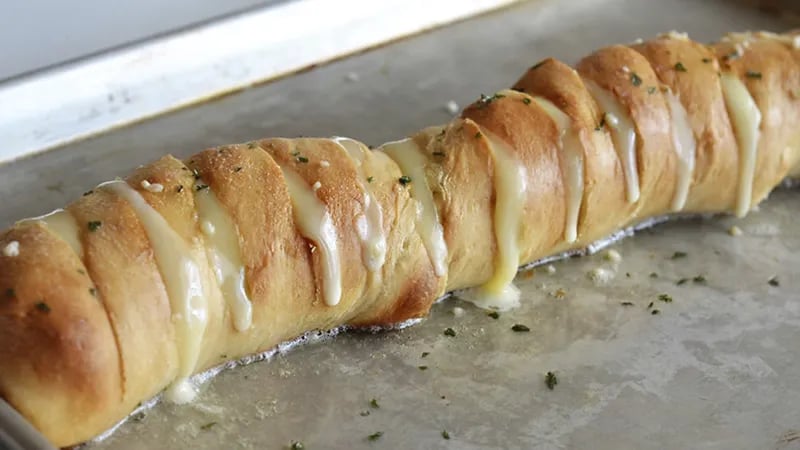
[0,0,797,165]
[0,0,282,82]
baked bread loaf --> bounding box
[1,30,799,447]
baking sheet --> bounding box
[1,0,799,448]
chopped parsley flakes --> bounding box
[545,371,558,390]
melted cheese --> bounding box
[720,73,761,217]
[380,138,448,277]
[193,184,253,332]
[529,94,584,243]
[20,209,83,258]
[280,168,342,306]
[584,79,640,203]
[102,180,208,403]
[332,137,387,273]
[664,91,696,211]
[460,128,527,311]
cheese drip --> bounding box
[193,184,253,332]
[380,138,448,277]
[584,79,640,203]
[664,91,696,211]
[459,128,527,311]
[720,73,761,217]
[331,137,387,272]
[20,209,83,257]
[102,180,208,403]
[280,168,342,306]
[529,94,585,243]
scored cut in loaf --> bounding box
[1,29,800,447]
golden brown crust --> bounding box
[417,120,497,291]
[710,34,800,203]
[69,188,178,414]
[0,223,122,446]
[576,45,678,222]
[512,58,628,246]
[462,91,567,263]
[1,30,799,447]
[631,36,740,213]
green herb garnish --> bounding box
[398,175,412,186]
[35,301,50,313]
[200,422,217,431]
[421,352,430,358]
[290,441,305,450]
[367,176,374,183]
[677,278,689,286]
[693,275,707,284]
[647,301,654,309]
[487,311,500,319]
[745,71,762,79]
[674,62,688,72]
[651,309,661,315]
[475,131,482,139]
[545,371,558,390]
[647,86,657,94]
[195,184,209,191]
[595,115,607,131]
[418,366,428,371]
[89,288,97,297]
[296,156,309,163]
[176,185,184,193]
[658,294,673,303]
[511,324,530,332]
[671,251,687,259]
[650,272,658,278]
[477,93,506,108]
[367,431,384,442]
[702,57,712,63]
[234,166,243,172]
[724,51,740,61]
[620,302,635,306]
[631,73,643,86]
[370,398,380,409]
[522,97,532,105]
[87,221,102,232]
[768,276,780,287]
[442,430,451,440]
[443,327,456,337]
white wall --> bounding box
[0,0,280,81]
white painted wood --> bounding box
[0,0,516,165]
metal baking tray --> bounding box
[1,0,799,449]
